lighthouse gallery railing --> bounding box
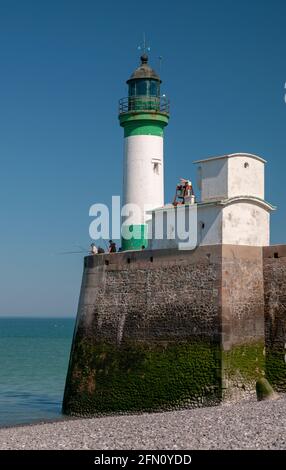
[119,96,170,115]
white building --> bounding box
[148,153,276,249]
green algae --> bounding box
[63,338,221,415]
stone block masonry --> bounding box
[221,246,265,400]
[264,245,286,392]
[63,245,286,416]
[63,246,222,415]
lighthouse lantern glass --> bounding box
[129,79,160,97]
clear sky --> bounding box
[0,0,286,316]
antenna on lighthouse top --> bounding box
[158,56,163,74]
[137,32,151,57]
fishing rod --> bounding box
[54,244,89,256]
[55,241,110,256]
[55,250,88,256]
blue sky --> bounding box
[0,0,285,316]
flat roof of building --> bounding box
[193,152,267,164]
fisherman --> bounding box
[108,240,117,253]
[97,246,105,254]
[90,243,98,255]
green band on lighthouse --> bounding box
[119,111,169,138]
[123,122,165,137]
[121,224,148,251]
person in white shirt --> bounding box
[90,243,98,255]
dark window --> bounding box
[129,82,136,96]
[150,80,159,96]
[128,79,160,97]
[136,80,148,95]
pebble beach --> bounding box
[0,395,285,450]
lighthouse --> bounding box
[119,53,170,251]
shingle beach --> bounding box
[0,395,285,450]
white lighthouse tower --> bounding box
[119,53,170,250]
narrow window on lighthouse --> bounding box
[152,158,161,175]
[153,162,160,175]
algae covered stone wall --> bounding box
[221,246,265,400]
[264,246,286,392]
[63,247,223,415]
[64,336,221,414]
[63,244,279,415]
[222,341,265,400]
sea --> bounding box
[0,317,75,428]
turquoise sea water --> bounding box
[0,317,75,427]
